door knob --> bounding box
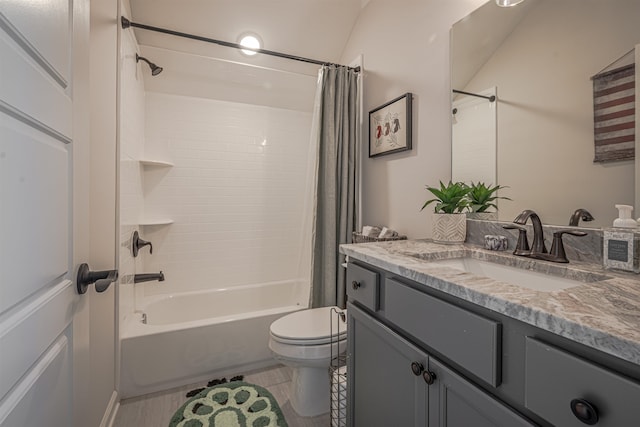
[352,280,361,290]
[76,263,118,294]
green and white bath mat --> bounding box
[169,381,288,427]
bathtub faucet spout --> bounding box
[134,271,165,284]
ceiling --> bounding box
[128,0,368,110]
[129,0,368,75]
[451,0,537,91]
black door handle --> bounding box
[77,263,118,294]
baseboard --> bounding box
[100,390,119,427]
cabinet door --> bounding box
[348,303,428,427]
[428,358,534,427]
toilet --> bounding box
[269,306,347,417]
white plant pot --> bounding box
[432,213,467,244]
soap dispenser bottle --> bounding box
[613,204,637,228]
[604,204,639,273]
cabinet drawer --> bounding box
[385,278,501,387]
[346,263,379,311]
[525,337,640,427]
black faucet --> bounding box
[513,209,547,256]
[134,271,165,283]
[512,210,588,263]
[569,208,594,226]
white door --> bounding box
[0,0,100,426]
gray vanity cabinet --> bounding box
[346,261,534,427]
[345,255,640,427]
[348,304,429,426]
[347,302,533,427]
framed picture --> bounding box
[369,93,412,157]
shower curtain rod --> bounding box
[452,89,496,102]
[121,17,361,72]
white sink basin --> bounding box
[429,258,588,292]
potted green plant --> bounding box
[421,181,471,243]
[467,182,511,220]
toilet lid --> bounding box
[270,307,347,344]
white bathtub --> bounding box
[119,280,304,398]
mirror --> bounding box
[451,0,639,227]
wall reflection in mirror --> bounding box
[451,0,640,227]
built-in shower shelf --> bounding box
[139,219,174,226]
[140,159,174,167]
[139,161,173,227]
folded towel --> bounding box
[379,227,398,238]
[362,225,381,237]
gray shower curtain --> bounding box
[309,65,360,308]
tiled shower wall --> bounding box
[140,92,314,297]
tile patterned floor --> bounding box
[113,364,331,427]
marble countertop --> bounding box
[340,239,640,365]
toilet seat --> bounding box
[270,306,347,345]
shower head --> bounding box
[136,54,163,76]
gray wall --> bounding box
[340,0,487,239]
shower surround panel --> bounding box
[142,92,314,297]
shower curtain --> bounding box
[309,65,361,308]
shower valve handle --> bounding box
[132,230,153,257]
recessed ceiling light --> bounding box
[239,34,261,56]
[496,0,525,6]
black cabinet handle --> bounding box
[570,398,599,425]
[410,362,424,376]
[422,370,436,385]
[77,263,118,294]
[352,280,361,290]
